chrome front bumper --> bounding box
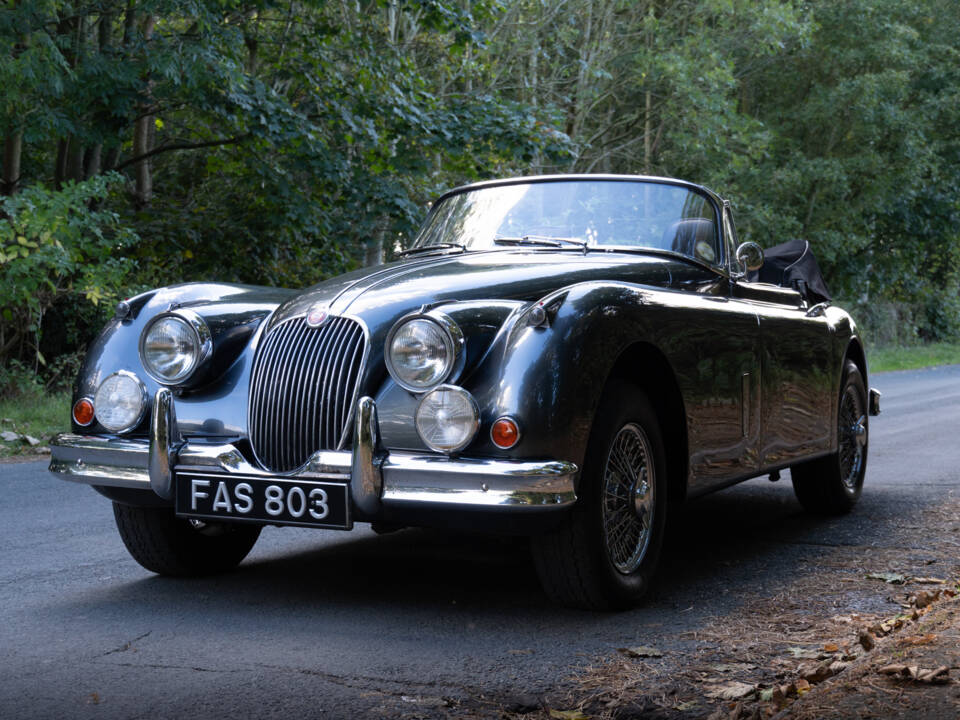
[49,390,578,516]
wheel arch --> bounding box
[606,342,689,505]
[843,336,868,385]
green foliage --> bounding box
[0,173,137,367]
[2,0,960,371]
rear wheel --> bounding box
[113,503,261,576]
[791,361,868,514]
[531,382,668,610]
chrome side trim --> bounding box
[148,388,182,500]
[381,454,578,510]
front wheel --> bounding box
[531,382,668,610]
[791,360,868,514]
[113,503,262,576]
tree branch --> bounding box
[113,134,250,172]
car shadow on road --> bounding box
[53,474,926,632]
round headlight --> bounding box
[94,371,147,433]
[386,317,459,391]
[140,312,209,384]
[415,385,479,453]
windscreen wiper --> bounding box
[396,242,467,257]
[494,235,587,250]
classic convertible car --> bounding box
[50,175,880,609]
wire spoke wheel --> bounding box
[791,361,868,516]
[838,384,866,489]
[602,423,655,574]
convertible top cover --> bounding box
[749,239,831,304]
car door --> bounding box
[748,287,835,467]
[724,207,835,467]
[664,263,763,497]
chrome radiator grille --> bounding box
[248,315,366,472]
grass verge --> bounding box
[0,391,70,458]
[869,341,960,373]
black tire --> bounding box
[113,503,262,576]
[531,381,668,610]
[791,360,868,514]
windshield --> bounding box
[412,179,721,265]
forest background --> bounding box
[2,0,960,401]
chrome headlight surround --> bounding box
[384,311,465,393]
[93,370,148,434]
[414,384,480,454]
[138,309,213,386]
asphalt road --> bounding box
[1,365,958,720]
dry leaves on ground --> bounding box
[878,664,951,684]
[616,646,663,659]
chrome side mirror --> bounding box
[735,242,764,273]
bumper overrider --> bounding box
[49,389,579,522]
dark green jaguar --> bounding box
[50,175,880,609]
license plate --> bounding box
[174,471,351,530]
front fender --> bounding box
[73,282,295,436]
[468,282,665,468]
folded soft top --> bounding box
[748,239,831,305]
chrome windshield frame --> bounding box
[412,174,728,273]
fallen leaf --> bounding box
[674,701,698,711]
[916,666,950,684]
[901,633,938,646]
[704,681,757,700]
[879,663,951,684]
[400,695,447,707]
[867,572,908,584]
[709,662,757,673]
[795,678,811,696]
[912,590,940,609]
[823,643,839,653]
[617,645,663,659]
[797,660,836,683]
[549,710,589,720]
[508,649,534,655]
[786,646,820,659]
[911,577,947,584]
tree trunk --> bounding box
[85,143,102,178]
[132,14,156,207]
[103,146,121,172]
[643,90,652,173]
[364,233,384,267]
[67,136,86,182]
[2,132,22,195]
[54,139,69,189]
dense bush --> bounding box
[0,174,137,377]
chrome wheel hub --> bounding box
[602,423,655,574]
[838,385,866,489]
